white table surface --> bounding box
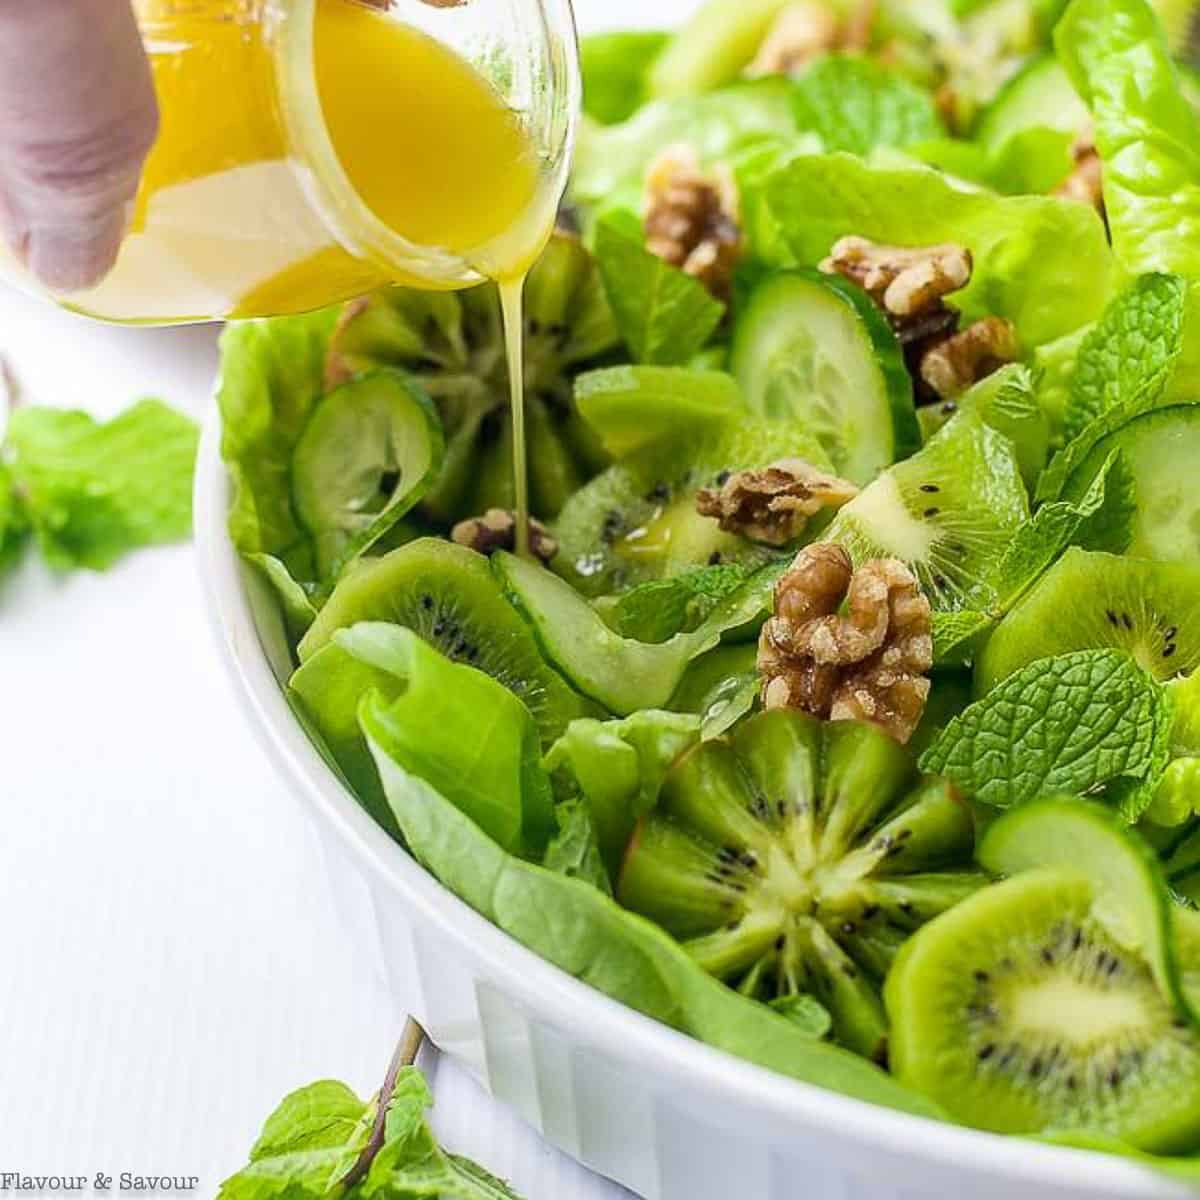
[0,2,698,1192]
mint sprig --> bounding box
[920,650,1174,814]
[219,1024,527,1200]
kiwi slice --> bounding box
[976,548,1200,692]
[886,868,1200,1151]
[822,409,1029,612]
[324,234,617,525]
[553,412,831,598]
[1058,405,1200,564]
[297,538,585,744]
[617,710,983,1059]
[291,369,443,585]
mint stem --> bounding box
[341,1017,427,1190]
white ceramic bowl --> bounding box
[195,410,1192,1200]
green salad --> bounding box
[217,0,1200,1171]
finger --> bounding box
[0,0,158,292]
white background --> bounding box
[0,1,698,1193]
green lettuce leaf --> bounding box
[1064,272,1189,441]
[289,640,406,838]
[766,153,1115,346]
[543,710,701,874]
[3,399,198,571]
[363,715,940,1117]
[791,55,944,156]
[572,78,803,207]
[0,460,29,575]
[594,218,726,365]
[331,623,555,856]
[912,128,1077,196]
[1056,0,1200,279]
[542,797,612,894]
[920,649,1175,814]
[582,31,671,125]
[218,309,338,588]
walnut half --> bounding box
[451,509,558,564]
[745,2,841,77]
[919,315,1019,400]
[644,145,743,302]
[695,458,858,547]
[758,543,932,743]
[821,236,972,319]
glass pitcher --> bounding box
[6,0,580,325]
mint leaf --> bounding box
[4,399,198,571]
[932,610,995,667]
[791,56,943,157]
[594,218,725,365]
[249,1082,371,1160]
[543,798,612,895]
[920,650,1174,811]
[1065,273,1187,442]
[993,451,1125,604]
[613,563,749,643]
[1036,385,1184,503]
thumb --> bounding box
[0,0,158,293]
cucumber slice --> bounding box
[291,369,443,585]
[1062,404,1200,563]
[732,270,919,485]
[975,55,1089,151]
[494,551,779,714]
[979,795,1197,1025]
[574,366,744,458]
[647,0,795,98]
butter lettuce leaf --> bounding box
[542,797,612,894]
[1056,0,1200,280]
[921,649,1175,813]
[331,623,555,857]
[218,309,338,587]
[543,709,701,874]
[766,153,1114,346]
[573,77,803,207]
[582,31,670,126]
[3,399,197,571]
[0,460,28,575]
